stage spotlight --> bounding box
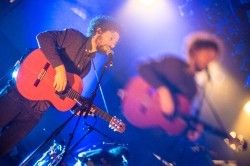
[71,7,87,20]
[243,101,250,115]
[138,0,154,6]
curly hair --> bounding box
[184,31,224,60]
[87,15,122,37]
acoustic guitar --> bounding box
[122,76,247,151]
[16,49,125,133]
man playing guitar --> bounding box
[0,15,122,157]
[122,31,224,141]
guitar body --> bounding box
[122,77,248,149]
[16,49,83,111]
[122,76,191,135]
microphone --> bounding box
[106,50,114,67]
[102,141,128,146]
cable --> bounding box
[0,0,23,21]
[227,0,240,24]
[195,79,226,132]
[204,93,226,131]
[91,59,109,114]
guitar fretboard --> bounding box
[63,87,112,122]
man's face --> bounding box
[192,48,218,71]
[95,30,120,54]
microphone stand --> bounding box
[64,122,114,158]
[194,74,226,131]
[194,69,210,118]
[19,109,81,166]
[57,57,113,165]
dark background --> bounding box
[0,0,250,165]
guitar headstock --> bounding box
[109,117,126,133]
[224,131,248,152]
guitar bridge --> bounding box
[34,63,50,87]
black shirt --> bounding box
[37,28,95,78]
[138,56,197,100]
[10,28,96,112]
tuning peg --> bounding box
[224,131,247,152]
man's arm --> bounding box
[156,57,197,100]
[36,29,80,92]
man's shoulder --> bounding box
[64,28,87,38]
[159,55,187,66]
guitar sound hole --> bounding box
[55,91,66,100]
[55,86,71,100]
[140,105,147,114]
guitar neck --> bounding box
[180,114,228,138]
[91,104,112,122]
[61,87,112,122]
